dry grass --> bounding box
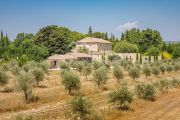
[0,69,179,119]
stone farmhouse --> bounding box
[46,37,161,68]
[46,37,113,68]
[75,37,112,53]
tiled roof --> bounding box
[77,37,111,44]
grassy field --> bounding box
[0,69,180,120]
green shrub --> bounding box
[142,65,151,78]
[171,78,180,88]
[82,64,92,80]
[174,63,180,72]
[112,60,121,67]
[30,67,45,85]
[135,83,156,101]
[109,86,133,110]
[76,61,85,73]
[92,61,102,70]
[22,64,32,72]
[0,63,9,71]
[120,60,131,70]
[135,84,145,99]
[0,69,8,85]
[113,65,124,83]
[18,54,29,67]
[128,67,140,80]
[108,54,120,63]
[61,70,80,95]
[70,96,93,119]
[38,61,49,73]
[9,60,18,67]
[10,65,21,76]
[166,65,173,73]
[134,63,141,69]
[151,67,160,76]
[16,71,35,102]
[69,61,78,69]
[158,79,170,91]
[93,66,108,88]
[59,61,69,70]
[102,60,111,69]
[159,64,166,74]
[22,61,38,72]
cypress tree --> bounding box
[148,54,151,62]
[105,32,108,40]
[126,55,128,60]
[140,53,142,64]
[136,52,139,61]
[88,26,93,37]
[121,33,125,40]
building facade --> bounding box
[76,37,112,53]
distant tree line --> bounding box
[0,26,180,63]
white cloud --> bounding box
[117,21,138,31]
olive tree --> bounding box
[159,64,166,74]
[30,68,45,85]
[82,64,92,80]
[92,61,102,70]
[22,63,32,72]
[166,65,173,73]
[38,61,49,73]
[113,65,124,83]
[9,64,21,76]
[60,61,69,70]
[151,67,160,76]
[76,61,84,73]
[61,70,81,95]
[171,78,180,88]
[0,69,8,85]
[142,65,151,78]
[108,54,120,63]
[174,63,180,72]
[109,86,133,110]
[135,83,156,101]
[16,71,35,102]
[158,79,170,91]
[69,96,93,119]
[128,67,140,80]
[93,66,108,88]
[22,61,37,72]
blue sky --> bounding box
[0,0,180,41]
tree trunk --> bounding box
[24,90,28,102]
[86,75,87,80]
[117,78,120,83]
[69,87,72,95]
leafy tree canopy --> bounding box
[173,44,180,59]
[147,47,160,56]
[114,41,138,53]
[34,25,84,56]
[120,28,163,53]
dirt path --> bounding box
[136,90,180,120]
[0,92,109,120]
[111,89,180,120]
